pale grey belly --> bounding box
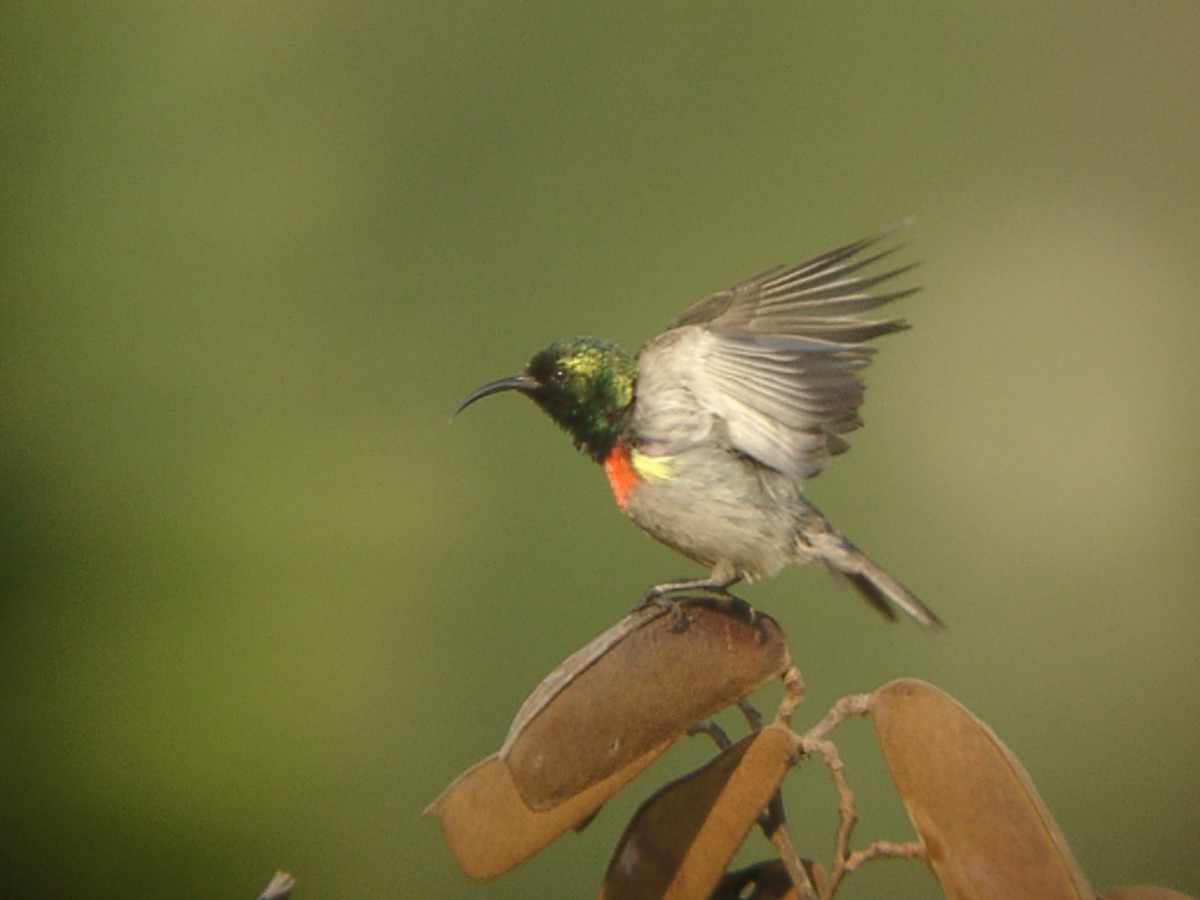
[623,447,806,579]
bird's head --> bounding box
[455,336,636,462]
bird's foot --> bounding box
[634,576,746,631]
[635,576,738,608]
[644,594,690,632]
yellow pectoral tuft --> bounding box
[629,448,675,483]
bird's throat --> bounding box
[603,444,639,512]
[603,444,675,511]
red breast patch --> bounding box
[603,444,639,512]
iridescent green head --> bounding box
[456,336,636,462]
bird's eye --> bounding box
[551,365,568,384]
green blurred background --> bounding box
[3,3,1198,897]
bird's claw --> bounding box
[634,577,748,631]
[646,594,690,631]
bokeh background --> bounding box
[3,4,1198,897]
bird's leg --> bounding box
[636,574,743,608]
[634,575,745,630]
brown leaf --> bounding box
[870,678,1093,900]
[1099,887,1197,900]
[424,744,666,881]
[599,724,795,899]
[502,597,791,810]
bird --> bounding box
[454,223,943,630]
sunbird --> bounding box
[456,224,942,629]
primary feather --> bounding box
[634,225,917,479]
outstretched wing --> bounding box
[633,223,918,479]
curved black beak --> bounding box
[453,372,540,418]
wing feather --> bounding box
[633,223,917,478]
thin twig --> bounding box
[773,664,807,725]
[796,735,861,900]
[844,839,926,871]
[759,787,819,900]
[789,693,879,899]
[737,697,764,731]
[801,692,871,742]
[686,719,732,751]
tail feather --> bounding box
[843,571,899,622]
[808,528,944,630]
[842,564,943,630]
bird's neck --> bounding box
[563,389,633,463]
[544,355,636,464]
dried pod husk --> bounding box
[600,725,795,899]
[428,596,792,880]
[870,678,1093,899]
[502,597,791,809]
